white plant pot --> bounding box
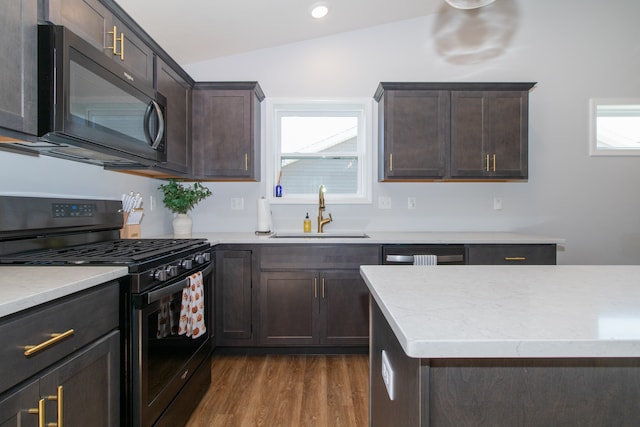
[172,213,193,237]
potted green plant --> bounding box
[158,179,212,236]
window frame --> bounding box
[589,98,640,156]
[265,98,373,204]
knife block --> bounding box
[120,212,141,239]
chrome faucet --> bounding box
[317,184,332,233]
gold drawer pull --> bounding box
[504,257,526,261]
[24,329,75,357]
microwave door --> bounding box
[66,51,164,159]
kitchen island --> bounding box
[360,265,640,426]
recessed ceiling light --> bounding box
[310,2,329,19]
[445,0,496,9]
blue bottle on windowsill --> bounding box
[275,184,282,197]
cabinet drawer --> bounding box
[0,282,119,392]
[259,245,380,270]
[466,244,557,265]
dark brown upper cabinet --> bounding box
[191,82,264,181]
[0,0,37,136]
[374,82,535,182]
[44,0,155,85]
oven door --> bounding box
[131,262,213,427]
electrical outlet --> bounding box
[407,197,416,209]
[149,195,156,211]
[493,197,503,211]
[378,196,392,210]
[230,198,244,210]
[381,350,395,400]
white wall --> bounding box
[183,0,640,265]
[0,153,173,237]
[2,0,639,264]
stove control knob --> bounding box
[180,258,193,270]
[195,252,211,264]
[154,265,178,281]
[166,265,178,278]
[154,268,168,281]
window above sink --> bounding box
[265,98,373,204]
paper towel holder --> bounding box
[256,197,273,235]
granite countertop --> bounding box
[360,265,640,359]
[186,231,565,245]
[0,266,128,318]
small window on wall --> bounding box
[590,98,640,156]
[266,99,372,204]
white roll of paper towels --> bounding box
[256,197,272,233]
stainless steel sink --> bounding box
[270,232,369,239]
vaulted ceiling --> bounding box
[115,0,443,65]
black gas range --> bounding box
[0,195,213,427]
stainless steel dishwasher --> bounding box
[382,245,466,265]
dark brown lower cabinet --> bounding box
[259,269,369,347]
[467,244,556,265]
[215,249,254,346]
[0,331,120,427]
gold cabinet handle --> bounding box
[28,398,46,427]
[244,153,248,171]
[492,154,496,172]
[107,25,118,55]
[504,257,526,261]
[321,278,325,299]
[389,153,393,172]
[485,154,490,171]
[314,278,318,299]
[107,26,124,60]
[45,385,64,427]
[118,31,125,61]
[24,329,75,357]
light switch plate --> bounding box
[231,198,244,210]
[378,196,392,209]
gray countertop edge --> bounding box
[0,266,128,318]
[183,231,566,245]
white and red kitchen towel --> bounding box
[178,271,206,339]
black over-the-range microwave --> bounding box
[33,24,167,167]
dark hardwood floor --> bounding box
[186,354,369,427]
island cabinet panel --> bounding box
[370,299,422,427]
[466,244,557,265]
[0,0,37,135]
[215,249,255,346]
[191,82,264,180]
[428,358,640,426]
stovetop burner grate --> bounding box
[0,238,209,265]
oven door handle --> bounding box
[147,263,213,305]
